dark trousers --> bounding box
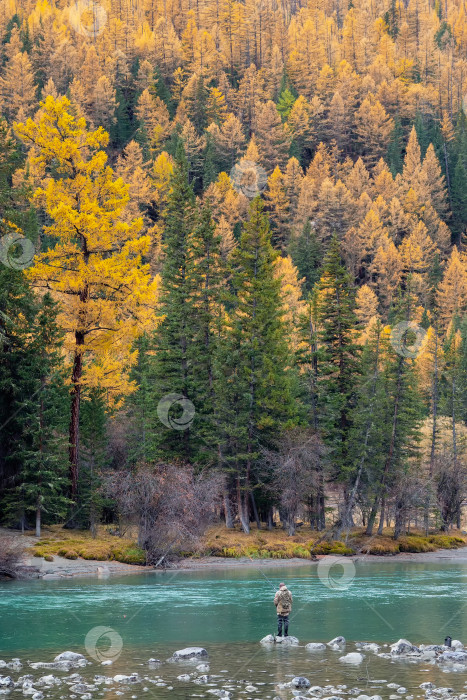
[277,614,289,637]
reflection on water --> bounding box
[1,561,467,698]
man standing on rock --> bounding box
[274,582,293,637]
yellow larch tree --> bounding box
[355,284,380,328]
[371,240,402,310]
[264,166,290,249]
[354,96,394,167]
[273,254,306,351]
[15,96,159,499]
[0,51,37,122]
[254,99,291,172]
[436,247,467,328]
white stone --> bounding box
[260,634,299,646]
[54,653,85,664]
[328,637,346,649]
[291,677,311,689]
[339,653,364,665]
[356,643,380,653]
[306,643,327,651]
[390,639,420,656]
[172,648,208,661]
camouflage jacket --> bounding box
[274,587,293,615]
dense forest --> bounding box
[0,0,466,559]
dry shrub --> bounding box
[0,533,23,578]
[103,464,223,565]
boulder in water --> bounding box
[260,634,299,646]
[451,640,464,650]
[0,677,14,689]
[292,677,311,689]
[355,642,380,653]
[438,651,467,664]
[339,653,364,664]
[328,637,346,649]
[306,643,326,651]
[54,652,86,664]
[170,647,208,661]
[390,639,420,656]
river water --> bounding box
[1,560,467,699]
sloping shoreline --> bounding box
[13,545,467,580]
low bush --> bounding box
[398,536,437,553]
[64,550,78,560]
[110,544,146,565]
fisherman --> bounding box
[274,582,293,637]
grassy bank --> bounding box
[28,525,146,565]
[27,524,467,566]
[202,525,467,559]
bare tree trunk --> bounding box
[237,476,250,534]
[250,491,261,530]
[267,507,274,530]
[366,494,379,536]
[377,496,385,535]
[69,342,83,501]
[224,488,235,529]
[35,505,41,538]
[425,329,439,535]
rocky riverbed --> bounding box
[2,637,467,700]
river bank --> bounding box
[13,545,467,580]
[5,525,467,580]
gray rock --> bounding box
[390,639,420,656]
[438,652,467,664]
[196,664,209,673]
[171,647,208,661]
[306,643,327,651]
[339,653,364,664]
[260,634,299,646]
[328,637,346,649]
[0,678,14,689]
[176,674,191,682]
[69,684,96,694]
[193,675,209,684]
[113,674,140,684]
[291,677,311,689]
[355,643,380,653]
[451,640,464,650]
[420,683,436,690]
[54,653,86,664]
